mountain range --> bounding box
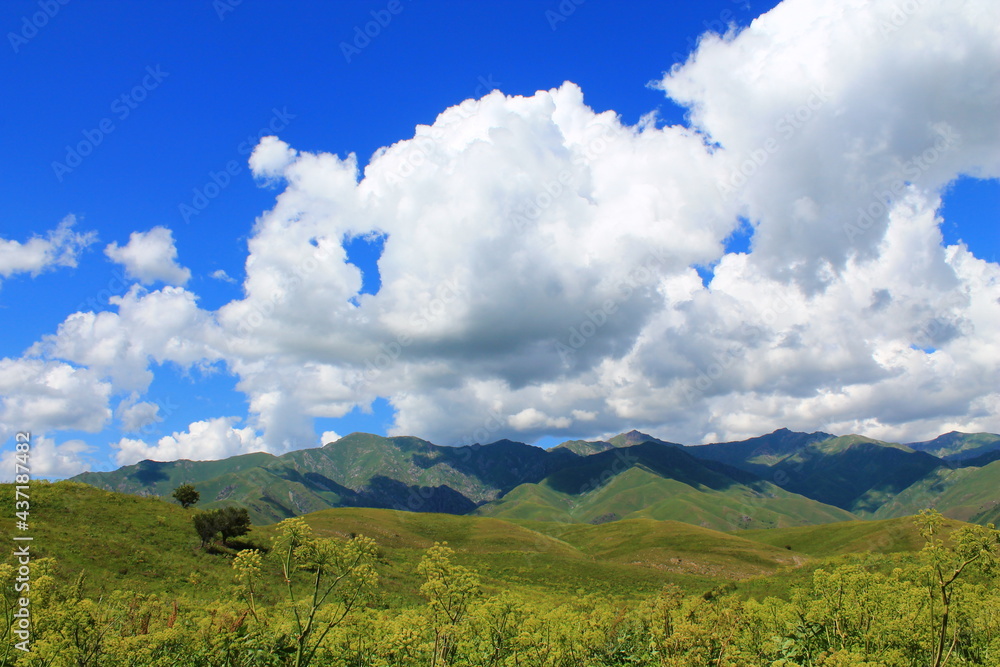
[71,428,1000,530]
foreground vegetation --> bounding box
[2,484,999,665]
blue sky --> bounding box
[1,0,998,477]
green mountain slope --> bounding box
[771,436,944,514]
[72,452,278,496]
[688,432,946,515]
[70,428,995,529]
[685,427,834,472]
[72,432,581,524]
[477,441,856,530]
[873,459,1000,525]
[552,439,615,456]
[689,429,956,516]
[904,431,1000,462]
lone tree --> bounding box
[172,483,200,509]
[194,510,222,548]
[218,506,252,544]
[193,506,252,548]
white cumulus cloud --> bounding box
[0,358,112,443]
[0,436,94,481]
[104,227,191,286]
[0,215,96,286]
[112,417,268,465]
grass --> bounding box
[736,515,966,557]
[1,481,976,613]
[0,481,267,599]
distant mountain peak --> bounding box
[608,430,667,448]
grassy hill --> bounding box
[515,517,807,580]
[0,481,256,597]
[4,479,986,620]
[738,515,967,557]
[0,480,828,607]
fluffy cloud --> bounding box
[0,436,94,481]
[0,215,96,285]
[5,0,999,471]
[112,417,268,465]
[32,285,223,393]
[319,430,341,446]
[115,396,162,433]
[104,227,191,286]
[209,0,998,447]
[0,358,112,443]
[656,0,1000,289]
[249,136,298,180]
[211,269,236,283]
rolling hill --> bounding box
[738,515,968,557]
[0,481,816,603]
